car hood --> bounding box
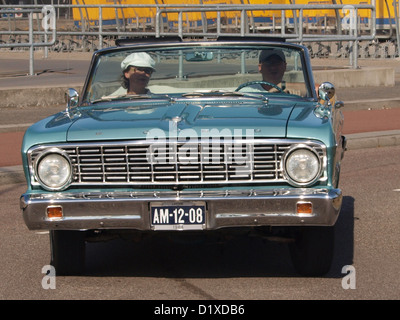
[66,99,297,141]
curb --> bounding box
[0,86,83,108]
[345,98,400,111]
[0,165,26,185]
[0,123,33,133]
[3,130,400,185]
[345,130,400,150]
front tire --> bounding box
[289,226,335,276]
[50,230,86,276]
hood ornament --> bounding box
[169,116,182,134]
[172,116,182,123]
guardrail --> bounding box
[154,3,376,68]
[0,2,377,70]
[0,6,56,76]
[155,4,376,41]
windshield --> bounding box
[82,43,312,104]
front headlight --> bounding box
[283,146,322,186]
[34,149,72,191]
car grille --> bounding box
[29,139,326,187]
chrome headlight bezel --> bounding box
[33,148,73,191]
[282,144,323,187]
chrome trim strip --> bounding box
[62,215,141,221]
[23,187,332,201]
[215,212,315,218]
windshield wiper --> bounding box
[91,94,172,104]
[182,90,268,102]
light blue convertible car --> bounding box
[20,36,346,276]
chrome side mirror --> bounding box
[314,82,336,119]
[65,88,79,117]
[318,82,335,101]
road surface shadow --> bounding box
[84,196,355,278]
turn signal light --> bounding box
[297,202,313,214]
[46,206,63,220]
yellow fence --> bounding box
[71,0,387,29]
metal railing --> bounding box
[0,2,378,70]
[0,6,56,75]
[155,4,376,41]
[153,3,376,68]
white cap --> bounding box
[121,52,156,71]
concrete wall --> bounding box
[0,67,394,108]
[314,67,395,88]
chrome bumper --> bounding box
[20,188,342,231]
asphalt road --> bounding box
[1,145,399,301]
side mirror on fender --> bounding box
[318,82,335,101]
[65,88,79,117]
[314,82,343,118]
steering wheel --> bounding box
[235,81,284,93]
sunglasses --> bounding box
[261,59,285,66]
[133,67,154,74]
